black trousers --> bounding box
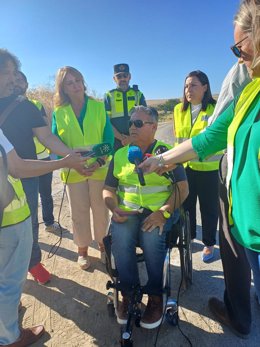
[38,158,54,226]
[218,154,251,334]
[183,167,218,246]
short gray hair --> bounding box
[129,106,159,122]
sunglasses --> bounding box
[129,119,154,128]
[116,73,129,79]
[230,36,248,58]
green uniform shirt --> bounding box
[192,95,260,251]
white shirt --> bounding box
[191,104,202,125]
[0,129,13,155]
[208,63,251,126]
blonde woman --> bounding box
[52,66,114,269]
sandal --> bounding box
[77,255,91,270]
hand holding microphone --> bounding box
[78,142,112,158]
[76,142,112,176]
[154,145,176,183]
[128,146,146,186]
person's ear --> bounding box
[152,122,158,132]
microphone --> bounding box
[128,146,146,186]
[78,143,112,158]
[154,145,176,183]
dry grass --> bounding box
[146,99,169,107]
[27,86,54,123]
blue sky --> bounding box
[1,0,239,100]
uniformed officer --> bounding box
[104,64,147,151]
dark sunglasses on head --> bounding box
[116,73,129,79]
[230,36,248,58]
[129,119,154,128]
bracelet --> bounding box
[97,158,106,167]
[158,154,166,168]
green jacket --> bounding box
[192,78,260,251]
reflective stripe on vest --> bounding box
[118,184,172,194]
[1,176,30,228]
[227,78,260,225]
[173,102,222,171]
[118,196,171,211]
[107,89,142,119]
[54,98,108,183]
[30,99,49,159]
[114,141,173,212]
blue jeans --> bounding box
[39,157,54,226]
[244,248,260,301]
[0,217,32,345]
[21,177,41,269]
[111,213,175,296]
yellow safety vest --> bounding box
[106,88,143,119]
[54,98,109,183]
[173,102,222,171]
[30,99,49,159]
[113,141,173,211]
[1,176,30,228]
[227,78,260,224]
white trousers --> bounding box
[66,179,109,248]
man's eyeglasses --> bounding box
[116,73,129,79]
[230,36,248,58]
[129,119,154,128]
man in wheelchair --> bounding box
[103,106,188,329]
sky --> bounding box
[1,0,240,100]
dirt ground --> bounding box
[20,124,260,347]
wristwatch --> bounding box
[161,210,171,219]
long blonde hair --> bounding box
[53,66,87,107]
[234,0,260,70]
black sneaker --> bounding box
[208,297,250,339]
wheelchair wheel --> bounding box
[165,298,178,326]
[121,329,133,347]
[121,339,133,347]
[107,291,115,317]
[166,308,179,326]
[179,211,192,290]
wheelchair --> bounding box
[103,207,192,347]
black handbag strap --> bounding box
[0,96,24,127]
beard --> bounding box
[13,86,26,96]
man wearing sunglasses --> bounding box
[103,106,188,329]
[104,64,147,151]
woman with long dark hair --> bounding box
[173,70,221,262]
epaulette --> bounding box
[107,88,118,93]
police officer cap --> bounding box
[114,63,130,75]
